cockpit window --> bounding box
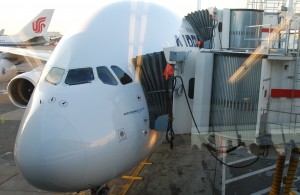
[111,65,133,85]
[65,67,94,85]
[45,67,65,85]
[96,66,118,85]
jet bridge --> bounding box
[132,51,170,132]
[132,48,199,136]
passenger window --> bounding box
[111,65,133,85]
[45,67,65,85]
[65,67,94,85]
[96,66,118,85]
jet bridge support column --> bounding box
[283,148,300,195]
[269,155,286,195]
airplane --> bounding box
[0,9,54,47]
[0,9,54,87]
[12,1,195,194]
[4,7,196,109]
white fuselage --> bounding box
[16,69,164,190]
[14,1,181,192]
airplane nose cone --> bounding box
[14,108,86,192]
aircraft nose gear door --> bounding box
[165,74,175,149]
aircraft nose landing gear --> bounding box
[90,184,110,195]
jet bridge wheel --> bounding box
[166,125,175,149]
[89,184,110,195]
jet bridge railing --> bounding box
[247,0,264,10]
[294,0,300,14]
[247,0,285,13]
[247,0,300,14]
[244,23,287,53]
[244,20,300,55]
[245,24,273,41]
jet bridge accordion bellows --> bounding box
[132,51,170,131]
[184,9,214,44]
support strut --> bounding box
[165,76,175,149]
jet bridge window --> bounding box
[111,65,133,85]
[65,67,94,85]
[45,67,65,85]
[96,66,118,85]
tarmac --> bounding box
[1,46,300,194]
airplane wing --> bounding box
[1,46,53,107]
[50,36,62,42]
[0,46,52,61]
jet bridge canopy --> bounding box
[133,51,170,131]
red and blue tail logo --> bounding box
[32,17,46,33]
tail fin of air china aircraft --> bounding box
[17,9,54,38]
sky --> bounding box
[0,0,247,35]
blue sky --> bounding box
[0,0,247,35]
